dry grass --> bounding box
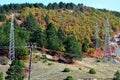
[0,65,9,80]
[0,57,120,80]
[24,58,120,80]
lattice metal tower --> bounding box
[95,22,99,48]
[104,18,111,58]
[115,44,120,57]
[9,14,15,61]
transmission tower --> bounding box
[115,44,120,57]
[104,18,111,58]
[95,22,99,48]
[9,14,15,61]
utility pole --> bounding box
[28,43,33,80]
[9,13,15,61]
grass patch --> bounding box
[48,62,54,65]
[0,71,3,80]
[89,68,96,74]
[42,59,48,63]
[63,68,70,72]
[79,67,82,70]
[64,76,74,80]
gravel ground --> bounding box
[0,65,9,80]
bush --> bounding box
[63,68,70,72]
[33,49,39,53]
[42,54,47,63]
[64,76,74,80]
[79,67,82,70]
[113,70,120,80]
[42,59,47,63]
[0,71,3,80]
[96,59,100,62]
[89,68,96,74]
[37,56,41,61]
[48,63,54,65]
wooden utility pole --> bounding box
[28,44,33,80]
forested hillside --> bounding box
[1,2,120,43]
[0,2,120,60]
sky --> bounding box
[0,0,120,12]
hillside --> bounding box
[17,7,120,45]
[1,3,120,44]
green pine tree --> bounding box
[0,71,3,80]
[65,36,83,61]
[5,60,25,80]
[45,14,50,25]
[58,27,66,51]
[23,13,39,31]
[82,40,89,52]
[0,14,6,22]
[46,23,59,50]
[113,70,120,80]
[0,22,29,59]
[58,27,66,43]
[31,28,47,47]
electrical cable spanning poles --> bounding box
[9,13,15,61]
[104,18,111,59]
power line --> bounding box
[0,45,82,57]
